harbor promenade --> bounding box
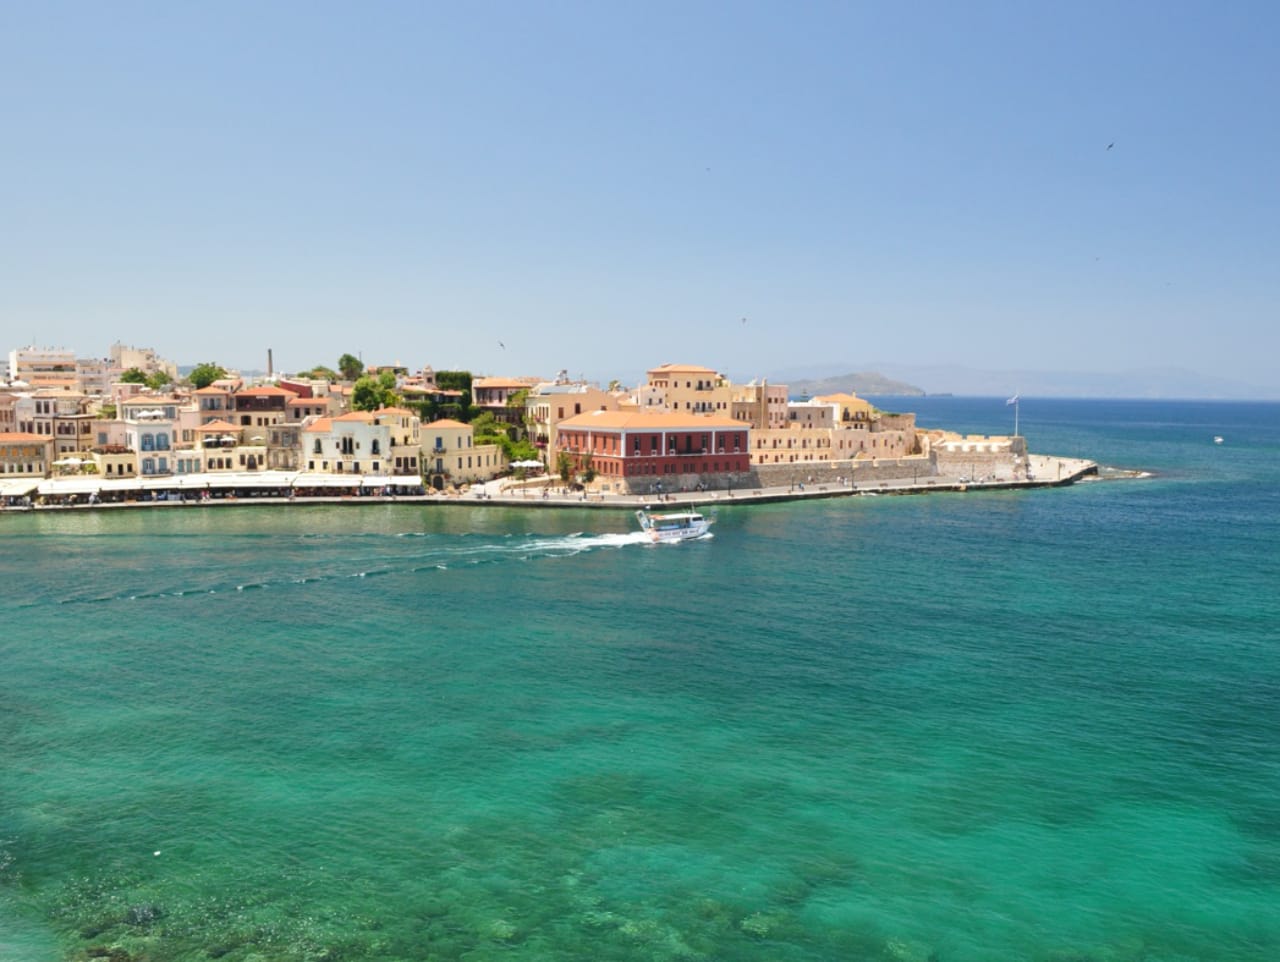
[2,454,1097,512]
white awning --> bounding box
[37,478,103,496]
[0,478,40,497]
[216,471,298,489]
[293,474,361,489]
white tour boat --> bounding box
[635,508,713,543]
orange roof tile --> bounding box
[303,417,333,433]
[0,432,49,443]
[196,419,238,431]
[647,363,720,375]
[235,385,298,398]
[425,418,469,429]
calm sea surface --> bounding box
[2,398,1277,962]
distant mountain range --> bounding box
[765,371,926,398]
[766,363,1275,400]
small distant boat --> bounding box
[1214,436,1224,444]
[635,508,713,543]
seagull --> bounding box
[1107,142,1115,150]
[498,341,505,350]
[741,316,747,325]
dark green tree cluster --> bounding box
[351,370,401,412]
[409,370,473,424]
[338,353,364,381]
[470,411,538,464]
[119,367,172,390]
[188,363,227,390]
[295,365,339,381]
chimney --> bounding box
[267,348,273,377]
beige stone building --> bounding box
[641,363,733,415]
[730,379,790,430]
[525,380,620,466]
[750,392,917,465]
[373,406,421,476]
[0,432,53,478]
[421,418,505,488]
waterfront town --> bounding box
[0,343,1094,510]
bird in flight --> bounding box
[1107,142,1115,150]
[498,341,506,350]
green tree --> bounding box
[119,367,148,384]
[581,451,595,483]
[298,365,339,380]
[189,362,227,389]
[469,411,502,442]
[146,370,172,390]
[338,353,364,381]
[434,370,472,393]
[350,370,401,412]
[508,438,538,463]
[434,370,473,421]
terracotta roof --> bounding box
[334,411,374,423]
[235,385,298,398]
[647,363,720,375]
[425,418,470,429]
[194,386,229,395]
[812,392,870,407]
[474,377,534,389]
[374,406,414,416]
[558,410,743,430]
[287,397,324,406]
[303,417,333,433]
[196,419,238,431]
[0,432,49,443]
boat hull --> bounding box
[635,509,713,543]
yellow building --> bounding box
[642,363,733,415]
[0,432,54,477]
[373,406,421,476]
[421,419,505,488]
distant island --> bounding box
[780,371,925,398]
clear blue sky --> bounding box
[3,1,1276,391]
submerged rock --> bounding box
[85,948,132,962]
[123,902,165,926]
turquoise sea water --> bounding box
[2,398,1277,962]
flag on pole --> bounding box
[1006,394,1019,405]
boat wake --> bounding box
[55,530,654,607]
